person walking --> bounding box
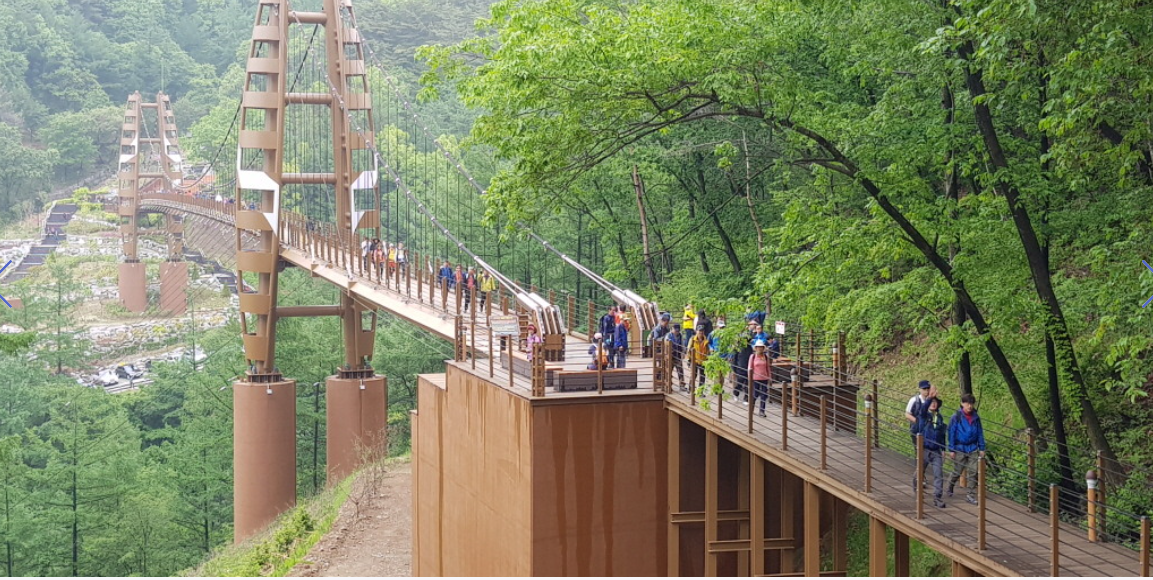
[599,306,618,350]
[682,303,696,334]
[438,260,453,289]
[732,320,755,404]
[687,326,710,388]
[947,393,986,505]
[479,270,496,309]
[747,339,772,417]
[667,324,686,390]
[463,266,476,308]
[916,396,948,508]
[905,380,936,448]
[613,317,630,368]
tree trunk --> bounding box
[942,82,973,396]
[957,40,1117,473]
[694,155,743,273]
[754,113,1043,435]
[631,165,659,289]
[684,184,710,273]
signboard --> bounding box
[489,315,521,336]
[775,321,786,335]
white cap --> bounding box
[753,339,766,347]
[594,332,603,340]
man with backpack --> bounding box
[947,393,986,505]
[905,380,936,448]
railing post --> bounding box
[1051,484,1060,577]
[820,395,828,471]
[864,393,873,493]
[470,295,477,371]
[808,328,814,366]
[780,379,788,451]
[871,379,879,448]
[1096,450,1107,540]
[454,316,464,362]
[587,299,595,338]
[597,339,605,395]
[567,295,576,337]
[716,370,723,420]
[791,369,800,417]
[531,342,545,397]
[916,433,925,520]
[1027,428,1037,512]
[455,281,462,315]
[1086,469,1101,543]
[488,325,494,379]
[441,276,448,310]
[416,253,423,301]
[978,455,987,550]
[689,361,696,406]
[1140,516,1150,577]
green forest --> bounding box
[2,0,1153,574]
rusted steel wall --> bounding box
[531,397,668,576]
[413,369,534,576]
[413,366,669,576]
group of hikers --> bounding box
[906,380,987,509]
[584,303,987,510]
[359,238,408,280]
[587,303,786,418]
[435,260,497,309]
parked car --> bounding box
[95,370,119,387]
[115,363,144,380]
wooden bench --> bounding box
[500,351,562,384]
[556,368,638,392]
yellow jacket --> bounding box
[687,334,709,364]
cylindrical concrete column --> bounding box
[118,262,147,312]
[326,375,388,483]
[159,261,188,315]
[233,379,297,543]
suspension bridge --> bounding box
[83,0,1153,576]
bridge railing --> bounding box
[805,356,1153,575]
[655,321,1151,575]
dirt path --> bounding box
[290,459,412,577]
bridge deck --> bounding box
[665,374,1139,577]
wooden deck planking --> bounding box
[666,375,1143,577]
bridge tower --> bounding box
[231,0,387,542]
[116,91,188,313]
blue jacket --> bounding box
[917,411,947,452]
[599,314,617,344]
[614,322,630,351]
[666,332,685,360]
[948,408,986,453]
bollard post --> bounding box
[916,433,925,520]
[1051,484,1060,577]
[1027,428,1037,512]
[820,395,828,471]
[1087,470,1099,542]
[864,393,873,493]
[978,455,987,550]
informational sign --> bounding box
[775,320,786,335]
[489,315,521,336]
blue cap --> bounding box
[918,380,931,390]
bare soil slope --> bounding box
[290,459,412,577]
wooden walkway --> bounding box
[665,371,1141,577]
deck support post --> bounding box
[803,481,821,576]
[869,516,888,576]
[894,529,910,576]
